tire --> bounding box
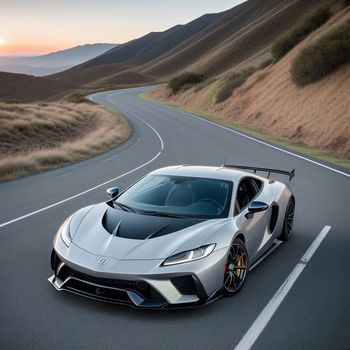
[279,197,295,241]
[223,238,248,297]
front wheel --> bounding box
[223,238,248,297]
[279,197,295,241]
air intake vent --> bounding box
[269,205,279,233]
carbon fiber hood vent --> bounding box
[102,207,204,240]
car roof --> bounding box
[151,165,266,182]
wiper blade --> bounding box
[113,201,136,213]
[139,210,192,218]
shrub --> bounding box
[258,57,274,69]
[168,72,205,94]
[216,67,256,103]
[271,7,331,61]
[290,20,350,86]
[331,0,350,13]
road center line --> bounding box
[0,105,164,228]
[234,225,331,350]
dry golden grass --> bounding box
[0,102,131,181]
[150,9,350,159]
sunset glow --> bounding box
[0,0,245,56]
[0,44,63,56]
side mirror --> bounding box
[106,187,119,199]
[245,201,269,219]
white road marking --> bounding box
[0,105,164,228]
[234,225,331,350]
[105,91,164,151]
[138,114,164,151]
[150,101,350,178]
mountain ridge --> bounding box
[0,43,117,76]
[50,0,332,87]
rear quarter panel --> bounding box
[244,178,293,262]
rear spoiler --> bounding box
[223,164,295,181]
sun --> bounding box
[0,38,6,45]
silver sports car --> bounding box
[49,165,295,309]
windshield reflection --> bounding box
[116,174,233,219]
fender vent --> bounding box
[269,205,279,233]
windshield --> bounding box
[116,174,233,219]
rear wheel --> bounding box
[223,238,248,297]
[279,197,295,241]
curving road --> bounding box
[0,87,349,350]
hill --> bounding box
[48,62,155,88]
[0,43,117,76]
[141,0,332,78]
[0,0,338,102]
[51,0,332,87]
[151,7,350,158]
[0,72,78,102]
[50,12,222,86]
[85,13,221,68]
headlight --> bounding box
[162,244,216,266]
[58,216,73,247]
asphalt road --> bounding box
[1,87,349,350]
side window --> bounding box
[250,178,263,193]
[235,177,263,215]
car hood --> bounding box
[72,203,228,260]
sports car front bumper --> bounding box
[49,261,169,308]
[49,240,228,309]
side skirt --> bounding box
[249,239,283,271]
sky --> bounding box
[0,0,246,56]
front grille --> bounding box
[64,278,133,304]
[53,254,165,303]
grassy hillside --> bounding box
[0,102,131,181]
[0,72,78,102]
[142,0,332,78]
[150,7,350,161]
[83,13,222,67]
[48,63,129,87]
